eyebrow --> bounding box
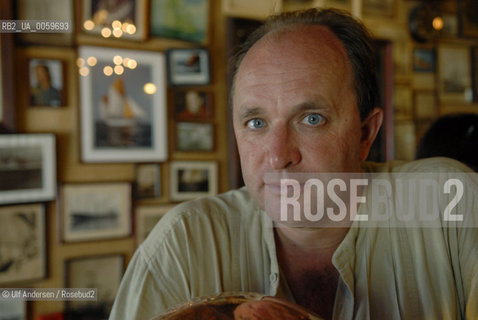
[238,106,264,121]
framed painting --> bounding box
[150,0,209,43]
[166,48,210,86]
[28,58,66,107]
[135,204,174,245]
[174,90,213,120]
[460,0,478,38]
[0,134,56,205]
[170,161,217,201]
[82,0,147,40]
[16,0,74,46]
[412,48,435,73]
[79,46,167,162]
[362,0,396,17]
[134,163,160,199]
[65,254,124,313]
[0,204,46,285]
[437,43,472,104]
[176,122,214,151]
[60,182,132,242]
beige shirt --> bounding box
[109,158,478,319]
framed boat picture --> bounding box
[78,46,168,162]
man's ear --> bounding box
[359,107,383,161]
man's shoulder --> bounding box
[363,157,474,174]
[140,187,263,254]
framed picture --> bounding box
[437,43,472,104]
[60,182,132,242]
[0,134,56,205]
[166,48,210,86]
[65,254,124,312]
[222,0,281,20]
[79,46,167,162]
[413,90,437,120]
[472,47,478,102]
[82,0,147,40]
[0,1,15,133]
[176,122,214,151]
[362,0,396,17]
[0,204,46,285]
[150,0,209,43]
[174,90,213,120]
[135,204,174,245]
[134,164,160,199]
[28,58,66,107]
[170,161,217,201]
[16,0,74,46]
[412,48,435,73]
[0,300,26,320]
[460,0,478,38]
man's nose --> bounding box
[266,126,301,170]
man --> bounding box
[109,8,477,319]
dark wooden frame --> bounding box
[0,0,15,133]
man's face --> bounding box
[233,25,376,209]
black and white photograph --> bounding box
[167,48,210,86]
[170,161,217,201]
[0,300,26,320]
[29,58,65,107]
[0,204,46,285]
[176,122,214,151]
[0,134,56,205]
[61,182,132,242]
[79,46,168,162]
[65,254,124,313]
[134,164,160,199]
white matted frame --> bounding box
[61,182,132,242]
[135,204,174,245]
[79,46,167,162]
[0,134,56,205]
[0,204,46,285]
[170,161,217,201]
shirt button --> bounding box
[270,273,278,282]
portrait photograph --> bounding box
[170,161,217,201]
[79,46,167,162]
[82,0,147,40]
[61,182,132,242]
[174,90,213,120]
[167,48,210,86]
[29,58,65,107]
[150,0,209,43]
[0,204,46,285]
[176,122,214,151]
[65,254,124,312]
[0,134,56,205]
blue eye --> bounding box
[247,118,266,129]
[302,113,324,126]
